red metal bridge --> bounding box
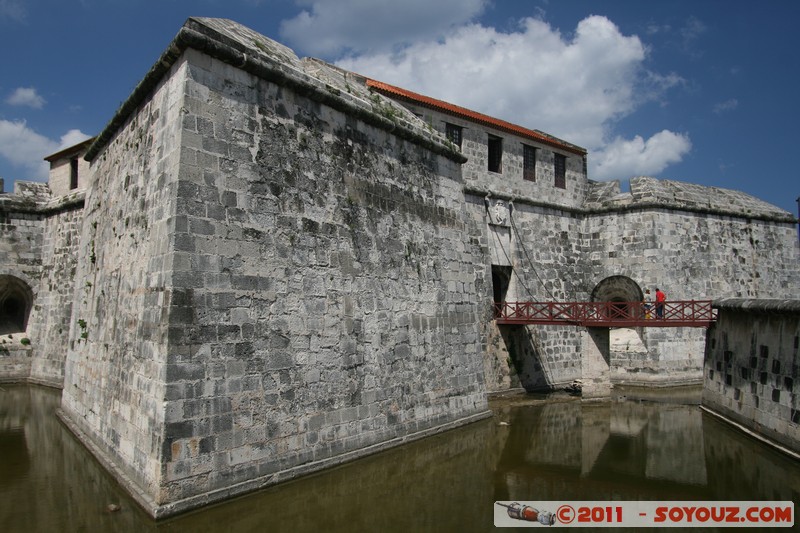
[494,300,717,328]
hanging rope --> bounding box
[507,200,562,302]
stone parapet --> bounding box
[0,187,85,215]
[85,18,464,167]
[585,176,797,223]
[713,298,800,314]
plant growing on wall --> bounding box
[77,319,88,341]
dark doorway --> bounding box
[492,265,512,306]
[591,275,644,320]
[0,276,33,334]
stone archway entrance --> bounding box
[0,275,34,334]
[589,275,650,389]
[591,275,644,302]
[591,275,644,318]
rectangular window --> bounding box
[445,123,462,148]
[69,158,79,190]
[554,153,566,189]
[523,145,536,181]
[488,134,503,173]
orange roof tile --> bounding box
[366,79,586,156]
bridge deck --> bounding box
[494,300,717,328]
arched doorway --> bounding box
[591,275,643,303]
[588,275,650,393]
[0,275,34,334]
[591,275,644,319]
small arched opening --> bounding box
[0,275,34,334]
[591,275,644,319]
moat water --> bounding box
[1,384,798,532]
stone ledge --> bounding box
[712,298,800,314]
[610,375,703,387]
[58,406,492,519]
[57,408,161,516]
[700,405,800,461]
[0,189,85,215]
[464,186,798,224]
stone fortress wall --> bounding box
[703,299,800,455]
[0,179,84,386]
[386,80,798,392]
[582,179,798,387]
[59,19,491,516]
[0,17,797,517]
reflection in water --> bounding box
[0,428,29,482]
[496,399,714,502]
[1,385,798,532]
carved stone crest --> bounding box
[491,200,509,226]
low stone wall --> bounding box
[702,298,800,456]
[0,338,32,382]
[609,327,705,386]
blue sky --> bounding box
[1,0,798,215]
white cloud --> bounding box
[0,120,90,181]
[590,130,691,181]
[58,129,91,150]
[713,98,738,114]
[6,87,46,109]
[0,0,26,21]
[280,0,488,56]
[680,16,707,47]
[646,23,671,36]
[338,15,675,151]
[332,14,692,181]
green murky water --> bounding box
[1,384,797,532]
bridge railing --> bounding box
[494,300,717,327]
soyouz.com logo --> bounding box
[494,501,794,527]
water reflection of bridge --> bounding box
[493,399,712,501]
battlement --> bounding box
[585,176,796,222]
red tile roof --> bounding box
[366,79,586,156]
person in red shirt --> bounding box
[655,288,666,319]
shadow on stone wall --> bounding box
[498,324,554,392]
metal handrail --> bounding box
[494,300,717,327]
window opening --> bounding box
[554,153,566,189]
[70,158,79,190]
[523,145,536,181]
[488,135,503,173]
[445,123,462,148]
